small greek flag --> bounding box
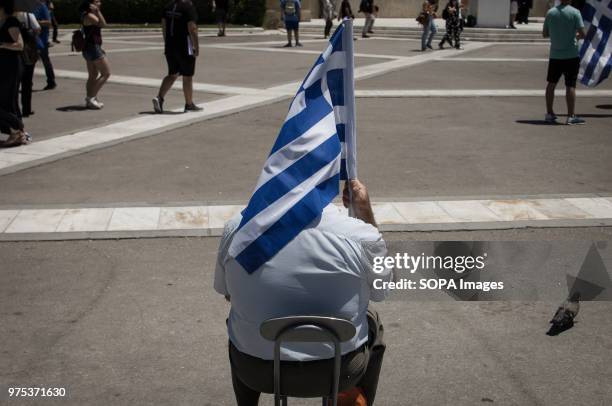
[579,0,612,87]
[228,20,358,274]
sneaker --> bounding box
[427,45,433,50]
[184,103,203,112]
[544,113,558,123]
[43,83,57,91]
[152,96,164,114]
[53,39,60,43]
[282,42,292,47]
[94,97,104,108]
[438,43,444,49]
[23,132,32,144]
[85,97,102,110]
[362,34,370,38]
[566,116,585,125]
[295,42,303,47]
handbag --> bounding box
[21,14,39,66]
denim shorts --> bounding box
[82,44,105,62]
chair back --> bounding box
[260,316,356,406]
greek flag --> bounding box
[228,20,357,274]
[579,0,612,87]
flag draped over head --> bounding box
[228,20,358,274]
[579,0,612,87]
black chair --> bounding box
[260,316,357,406]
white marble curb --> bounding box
[1,197,611,241]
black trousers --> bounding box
[229,309,385,406]
[0,55,24,134]
[20,63,36,115]
[324,18,334,37]
[38,47,56,86]
[517,6,530,24]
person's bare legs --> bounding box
[182,75,194,105]
[295,29,301,45]
[546,82,557,115]
[90,57,111,98]
[158,73,179,100]
[566,86,576,117]
[286,30,292,45]
[86,60,99,98]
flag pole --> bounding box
[342,18,358,217]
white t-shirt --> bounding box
[16,12,41,32]
[215,204,392,361]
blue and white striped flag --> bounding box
[579,0,611,87]
[228,20,358,274]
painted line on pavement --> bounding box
[439,57,548,62]
[1,196,611,240]
[355,89,612,97]
[34,68,261,95]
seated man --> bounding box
[215,179,392,406]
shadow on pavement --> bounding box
[596,104,612,109]
[57,105,88,112]
[139,111,185,115]
[516,120,559,125]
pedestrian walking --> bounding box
[280,0,301,47]
[34,0,56,90]
[212,0,229,37]
[517,0,532,24]
[17,11,41,117]
[0,0,30,147]
[543,0,586,125]
[419,0,437,51]
[321,0,337,39]
[510,0,518,28]
[439,0,462,49]
[152,0,202,114]
[358,0,374,38]
[46,1,59,43]
[80,0,110,110]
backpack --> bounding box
[284,0,296,16]
[20,14,39,65]
[71,29,85,52]
[71,12,87,52]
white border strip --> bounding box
[1,197,611,240]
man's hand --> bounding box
[343,179,377,228]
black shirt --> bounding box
[0,16,21,58]
[216,0,229,10]
[163,0,198,55]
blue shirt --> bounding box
[280,0,301,23]
[33,3,51,49]
[215,204,392,361]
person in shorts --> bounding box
[79,0,110,110]
[543,0,586,125]
[153,0,202,113]
[280,0,301,47]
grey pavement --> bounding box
[23,79,217,142]
[1,229,611,405]
[2,31,612,406]
[1,97,610,206]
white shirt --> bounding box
[215,204,392,361]
[17,12,41,32]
